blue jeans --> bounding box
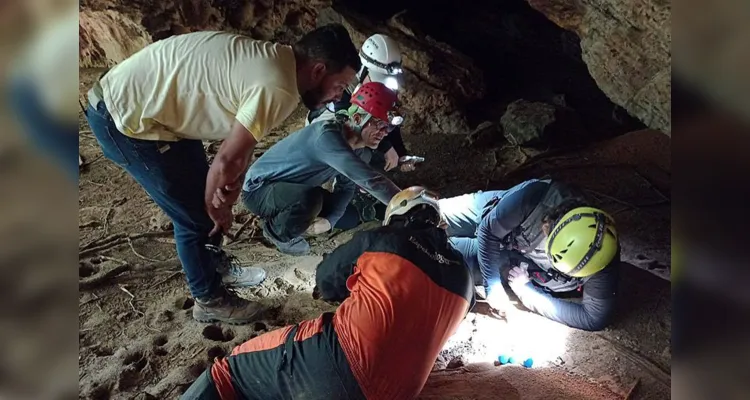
[85,101,221,299]
[448,237,485,286]
[7,78,79,181]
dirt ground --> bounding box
[78,68,671,399]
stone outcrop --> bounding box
[525,0,671,134]
[79,10,151,68]
[79,0,328,67]
[501,100,558,145]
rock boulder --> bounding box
[525,0,671,134]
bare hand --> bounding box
[399,161,416,172]
[384,148,399,171]
[211,180,242,209]
[508,266,531,289]
[207,206,233,237]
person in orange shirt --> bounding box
[182,187,475,400]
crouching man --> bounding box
[182,187,474,400]
[441,179,620,331]
[240,82,402,256]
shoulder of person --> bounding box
[313,120,347,142]
[585,257,621,283]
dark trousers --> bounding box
[242,183,331,242]
[7,78,79,181]
[85,101,221,299]
[181,369,221,400]
[334,191,386,230]
[184,313,365,400]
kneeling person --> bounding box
[442,179,620,331]
[241,82,401,256]
[182,187,474,400]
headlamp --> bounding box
[387,102,404,127]
[359,51,404,75]
[389,112,404,126]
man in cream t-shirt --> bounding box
[85,25,360,325]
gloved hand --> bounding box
[384,147,399,171]
[508,266,531,290]
[305,217,331,236]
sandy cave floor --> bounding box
[78,69,671,399]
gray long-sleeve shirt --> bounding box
[242,120,401,226]
[441,179,619,331]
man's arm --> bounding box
[376,138,394,154]
[315,131,400,207]
[476,182,548,297]
[512,262,619,331]
[321,174,357,227]
[205,122,258,234]
[381,126,408,156]
[315,231,372,301]
[206,86,299,233]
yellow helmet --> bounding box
[546,207,618,277]
[383,186,441,226]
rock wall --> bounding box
[79,10,152,68]
[525,0,671,134]
[78,0,669,135]
[79,0,328,67]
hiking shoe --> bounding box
[193,287,264,325]
[262,221,310,256]
[206,244,266,288]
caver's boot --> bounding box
[261,221,310,256]
[205,244,267,288]
[193,287,264,325]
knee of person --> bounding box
[240,190,255,211]
[581,318,609,332]
[300,188,325,214]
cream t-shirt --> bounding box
[101,31,299,142]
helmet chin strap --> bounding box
[356,66,369,84]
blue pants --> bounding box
[7,78,79,181]
[85,101,221,299]
[448,237,485,286]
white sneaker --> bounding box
[206,244,267,288]
[221,264,267,288]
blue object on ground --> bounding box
[498,355,510,364]
[523,358,534,368]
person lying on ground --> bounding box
[84,25,360,325]
[238,82,402,256]
[441,178,620,331]
[182,187,474,400]
[306,33,418,174]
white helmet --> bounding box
[368,71,400,91]
[359,34,403,77]
[384,186,441,226]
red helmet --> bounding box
[350,82,399,123]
